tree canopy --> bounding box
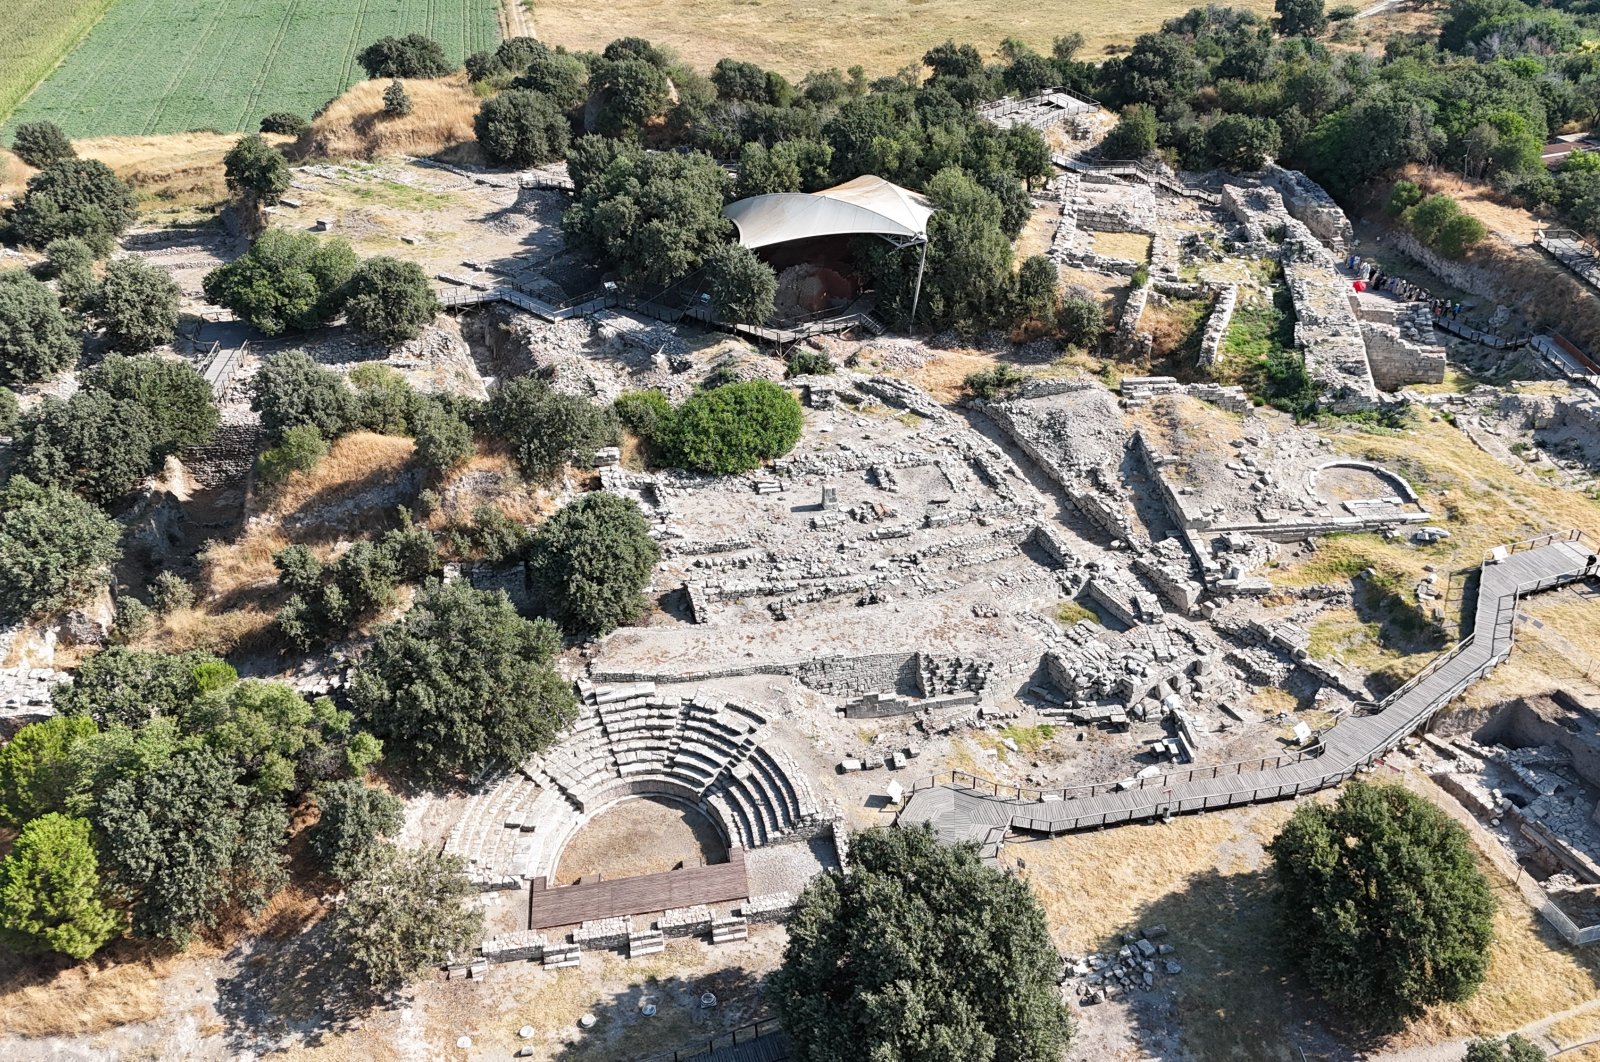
[202,230,357,336]
[84,353,220,456]
[562,148,733,289]
[0,268,80,387]
[1268,780,1496,1023]
[0,813,121,959]
[9,159,137,255]
[527,493,661,635]
[485,374,619,482]
[249,348,357,443]
[12,390,161,506]
[704,243,778,324]
[663,380,803,475]
[309,779,403,882]
[475,89,572,168]
[0,715,99,826]
[343,256,441,344]
[0,476,120,619]
[92,258,182,352]
[772,825,1073,1062]
[329,845,482,989]
[348,580,577,782]
[224,134,291,215]
[357,34,453,79]
[10,122,76,168]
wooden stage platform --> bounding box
[529,847,750,929]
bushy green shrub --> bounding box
[92,258,181,352]
[962,363,1026,399]
[345,257,441,345]
[475,89,571,168]
[10,160,138,255]
[202,231,357,336]
[486,376,619,482]
[10,122,75,168]
[0,269,80,386]
[527,493,660,634]
[662,380,803,474]
[257,425,329,487]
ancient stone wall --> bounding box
[1362,307,1448,391]
[1265,165,1354,253]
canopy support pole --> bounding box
[909,239,929,326]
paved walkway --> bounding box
[900,535,1598,847]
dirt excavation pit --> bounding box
[554,796,730,884]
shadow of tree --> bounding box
[212,918,393,1053]
[548,963,773,1061]
[1102,863,1397,1062]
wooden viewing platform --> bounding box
[529,847,750,929]
[900,532,1599,850]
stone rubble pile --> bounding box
[1064,924,1183,1004]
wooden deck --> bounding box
[529,847,750,929]
[901,535,1598,849]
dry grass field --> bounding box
[529,0,1276,79]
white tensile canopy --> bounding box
[722,175,935,250]
[722,175,937,319]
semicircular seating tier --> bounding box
[444,683,825,889]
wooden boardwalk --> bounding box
[529,848,750,929]
[901,534,1598,848]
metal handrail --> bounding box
[638,1017,788,1062]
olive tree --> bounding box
[475,89,571,168]
[344,257,440,344]
[9,159,138,255]
[92,257,181,351]
[0,269,80,386]
[527,493,660,635]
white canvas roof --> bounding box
[723,175,935,250]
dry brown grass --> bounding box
[3,132,265,220]
[530,0,1275,78]
[1090,230,1154,263]
[299,74,481,162]
[0,942,200,1038]
[263,432,417,518]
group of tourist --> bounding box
[1343,254,1464,321]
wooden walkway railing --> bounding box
[899,532,1597,841]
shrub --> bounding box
[1206,113,1282,171]
[1102,105,1159,161]
[527,493,661,635]
[357,35,453,79]
[0,386,16,436]
[274,522,438,650]
[349,363,419,434]
[475,89,571,169]
[348,580,577,782]
[112,597,152,643]
[308,779,403,881]
[1275,0,1328,36]
[12,391,159,506]
[785,350,835,378]
[1434,213,1487,259]
[0,715,99,826]
[448,505,530,563]
[1011,254,1061,326]
[704,243,777,324]
[1386,179,1423,215]
[10,159,138,255]
[517,50,591,112]
[1405,193,1459,245]
[259,112,308,136]
[0,814,121,959]
[1059,293,1106,349]
[1465,1036,1548,1062]
[249,348,356,443]
[613,388,674,444]
[329,845,482,989]
[345,257,440,345]
[771,826,1072,1061]
[383,79,413,118]
[257,424,329,487]
[149,571,195,615]
[591,58,672,138]
[92,258,181,352]
[486,375,620,482]
[0,269,80,386]
[410,398,474,474]
[663,380,802,474]
[202,230,357,336]
[10,122,75,168]
[963,363,1025,400]
[1268,780,1495,1022]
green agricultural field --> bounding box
[0,0,119,121]
[4,0,501,139]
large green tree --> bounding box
[357,34,453,79]
[93,743,287,946]
[10,122,76,168]
[704,243,777,325]
[202,230,357,336]
[562,148,732,288]
[0,715,99,826]
[0,477,120,619]
[485,375,619,482]
[223,134,291,219]
[249,348,356,443]
[308,779,404,882]
[1268,780,1496,1022]
[348,580,576,782]
[1275,0,1328,37]
[664,380,803,474]
[9,159,138,255]
[329,844,482,989]
[475,89,572,169]
[527,493,660,635]
[0,814,121,960]
[54,646,236,728]
[343,257,441,344]
[92,257,181,352]
[772,826,1073,1062]
[12,390,159,506]
[0,269,80,387]
[84,353,219,455]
